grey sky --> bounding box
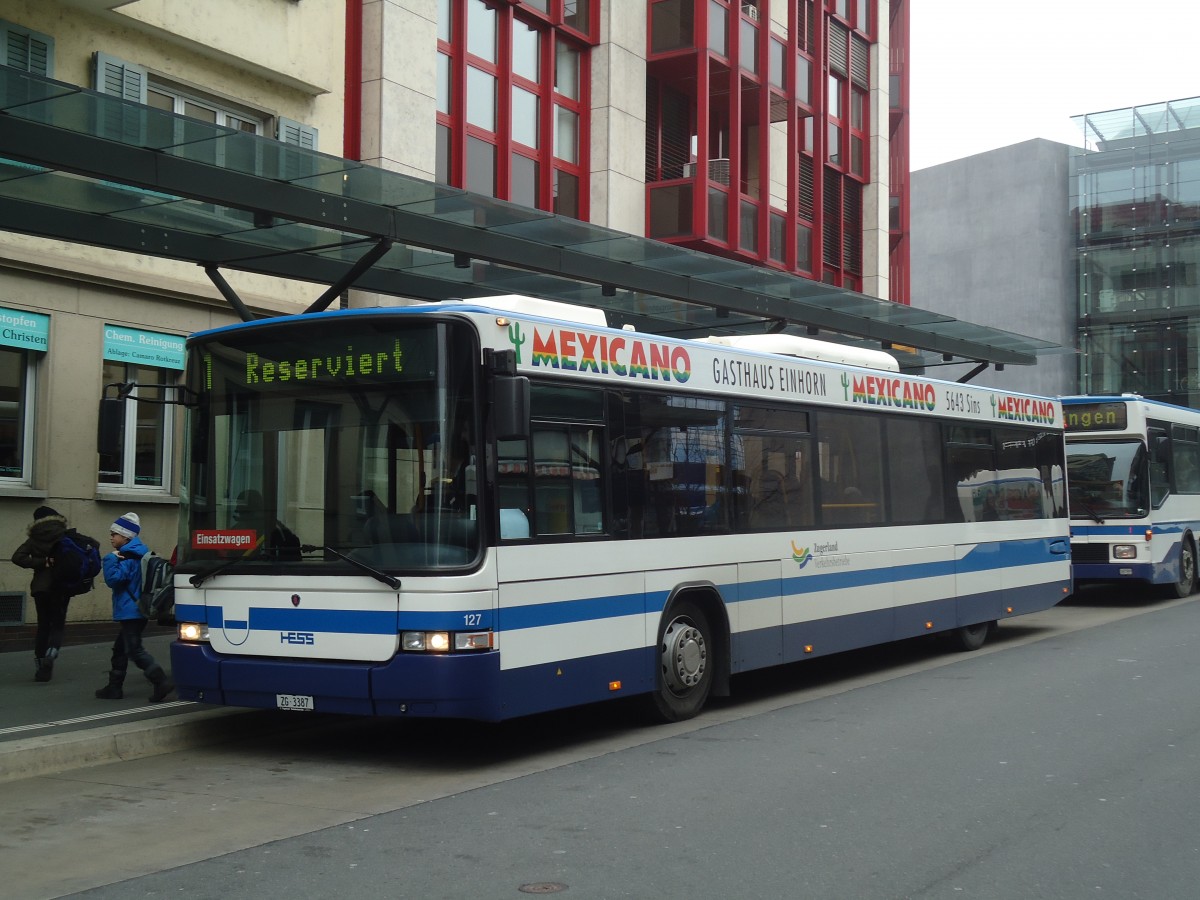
[909,0,1200,171]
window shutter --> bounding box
[276,117,319,151]
[850,35,869,89]
[1,19,54,76]
[275,117,319,181]
[91,52,148,145]
[92,51,147,103]
[828,20,849,77]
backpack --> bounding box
[137,551,176,622]
[50,531,103,597]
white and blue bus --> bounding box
[1064,394,1200,597]
[162,298,1071,722]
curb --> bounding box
[1,707,280,783]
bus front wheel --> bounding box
[1167,536,1196,599]
[647,599,714,723]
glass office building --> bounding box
[1073,97,1200,405]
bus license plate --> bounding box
[276,694,314,711]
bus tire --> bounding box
[1167,536,1196,599]
[951,621,993,652]
[647,599,714,723]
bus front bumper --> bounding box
[171,641,504,720]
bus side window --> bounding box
[1149,428,1170,507]
[1171,425,1200,493]
[817,411,884,526]
[528,425,605,537]
[887,418,945,524]
[497,437,532,540]
[946,426,996,523]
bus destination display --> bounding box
[1063,401,1128,432]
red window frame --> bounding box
[436,0,595,219]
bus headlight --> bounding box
[402,631,449,652]
[178,622,210,642]
[1113,545,1137,560]
[402,630,491,652]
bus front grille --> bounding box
[1071,543,1110,563]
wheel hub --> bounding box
[662,618,707,693]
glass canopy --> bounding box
[0,66,1058,369]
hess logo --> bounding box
[281,632,314,645]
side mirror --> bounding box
[97,397,125,457]
[493,375,530,441]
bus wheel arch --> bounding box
[950,620,994,652]
[645,585,730,723]
[1168,532,1196,598]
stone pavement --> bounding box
[0,630,257,783]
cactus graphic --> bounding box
[507,322,526,365]
[990,395,997,415]
[841,371,850,401]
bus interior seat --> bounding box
[500,507,530,539]
[415,512,478,548]
[364,513,419,544]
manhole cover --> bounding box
[518,883,568,894]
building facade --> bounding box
[910,139,1076,398]
[0,0,345,626]
[913,96,1200,405]
[1,0,907,629]
[356,0,909,301]
[1073,96,1200,406]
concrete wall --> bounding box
[910,139,1077,397]
[589,0,646,236]
[360,0,437,179]
[861,0,890,301]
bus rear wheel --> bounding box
[1167,537,1196,599]
[647,599,713,723]
[951,621,993,652]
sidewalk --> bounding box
[0,631,253,782]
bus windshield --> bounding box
[1066,440,1149,519]
[179,317,480,571]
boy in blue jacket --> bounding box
[95,513,174,702]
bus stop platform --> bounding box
[0,627,262,783]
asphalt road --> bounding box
[5,588,1199,900]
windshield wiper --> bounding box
[1075,502,1105,524]
[301,544,401,589]
[189,548,270,587]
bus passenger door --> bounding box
[734,560,782,671]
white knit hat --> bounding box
[110,512,141,539]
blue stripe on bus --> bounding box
[1071,524,1189,536]
[499,592,654,630]
[174,603,491,633]
[176,537,1063,638]
[249,607,397,633]
[198,606,397,635]
[781,559,951,595]
[173,570,1070,722]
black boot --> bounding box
[147,665,175,703]
[34,656,52,682]
[95,670,125,700]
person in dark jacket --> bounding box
[95,512,175,702]
[10,505,97,682]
